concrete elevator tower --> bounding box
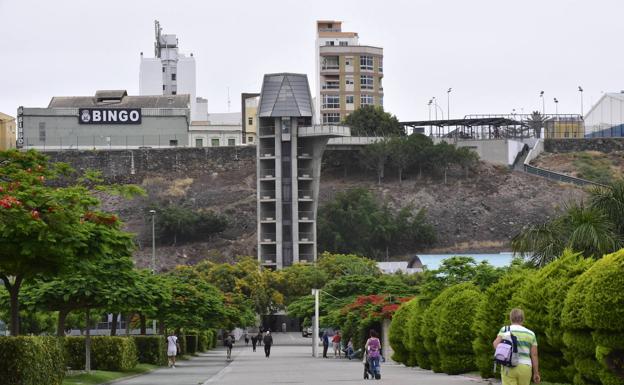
[256,73,350,270]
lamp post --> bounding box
[312,288,319,357]
[149,209,156,334]
[447,88,452,120]
[578,86,584,117]
[428,99,433,136]
[432,97,438,120]
[554,98,559,116]
[539,91,545,115]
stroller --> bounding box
[363,350,381,380]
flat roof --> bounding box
[48,90,190,109]
[401,118,526,127]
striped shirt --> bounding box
[498,325,537,367]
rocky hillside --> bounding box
[112,166,584,271]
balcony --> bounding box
[259,169,275,179]
[259,126,275,137]
[322,83,340,90]
[298,190,313,200]
[298,168,313,178]
[299,211,314,221]
[299,253,314,262]
[261,212,276,222]
[259,190,276,201]
[299,232,314,242]
[261,255,277,265]
[260,147,275,158]
[260,233,276,243]
[298,125,351,138]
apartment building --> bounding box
[0,112,16,150]
[315,20,384,124]
[242,93,260,144]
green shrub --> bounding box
[512,250,593,382]
[436,282,482,374]
[472,269,530,378]
[186,335,198,355]
[389,300,414,364]
[198,332,209,352]
[211,330,218,348]
[177,333,186,355]
[61,336,138,371]
[421,288,457,373]
[133,336,166,365]
[406,297,431,369]
[0,336,64,385]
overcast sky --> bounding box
[1,0,622,121]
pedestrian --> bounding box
[282,322,287,333]
[224,333,234,360]
[263,331,273,358]
[322,330,330,358]
[244,333,250,345]
[365,329,382,379]
[257,331,263,346]
[251,334,257,352]
[332,330,342,358]
[166,330,180,368]
[345,338,354,360]
[493,308,540,385]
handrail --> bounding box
[523,164,607,188]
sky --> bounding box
[1,0,622,121]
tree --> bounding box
[342,105,404,136]
[589,180,624,237]
[278,263,328,303]
[526,111,547,138]
[359,139,390,184]
[388,137,412,184]
[0,150,142,335]
[147,203,228,246]
[317,252,381,279]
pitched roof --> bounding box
[258,73,313,118]
[48,90,190,109]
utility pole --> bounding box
[540,90,545,115]
[312,289,320,358]
[447,88,452,120]
[149,210,156,334]
[578,86,584,118]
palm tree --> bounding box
[526,111,547,138]
[589,180,624,236]
[512,202,621,266]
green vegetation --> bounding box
[0,336,65,385]
[317,188,436,259]
[62,364,157,385]
[512,180,624,266]
[146,203,228,246]
[573,152,614,184]
[342,105,404,136]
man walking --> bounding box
[251,334,258,352]
[263,331,273,358]
[322,330,330,358]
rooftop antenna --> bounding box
[227,87,231,112]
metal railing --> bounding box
[298,168,313,177]
[299,232,314,242]
[260,150,275,157]
[298,211,313,220]
[298,190,313,199]
[259,169,275,178]
[298,125,350,137]
[321,83,340,90]
[260,233,276,242]
[523,164,607,188]
[261,213,276,221]
[259,190,276,199]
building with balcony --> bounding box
[242,93,260,144]
[257,73,350,269]
[315,20,384,124]
[0,112,16,150]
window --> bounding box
[325,41,335,46]
[322,95,340,109]
[346,95,354,104]
[281,117,291,134]
[38,122,45,142]
[339,41,348,46]
[228,138,236,146]
[162,67,165,73]
[162,85,166,91]
[360,55,373,71]
[322,113,341,124]
[211,138,220,147]
[169,139,178,146]
[345,77,354,85]
[195,138,203,148]
[248,117,253,125]
[322,56,339,70]
[379,58,383,73]
[248,136,254,143]
[171,73,176,81]
[379,95,384,107]
[327,23,333,28]
[345,56,353,66]
[361,95,374,106]
[360,75,374,90]
[171,91,176,95]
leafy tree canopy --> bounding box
[343,105,404,136]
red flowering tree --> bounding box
[0,150,137,335]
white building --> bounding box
[189,112,242,147]
[584,92,624,137]
[139,20,208,122]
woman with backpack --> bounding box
[493,308,540,385]
[365,329,382,379]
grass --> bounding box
[573,152,614,184]
[62,364,158,385]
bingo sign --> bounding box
[16,106,24,148]
[78,108,142,125]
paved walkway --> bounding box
[114,333,489,385]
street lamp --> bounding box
[554,98,559,116]
[578,86,584,118]
[312,288,320,357]
[432,97,438,120]
[539,91,545,115]
[447,88,452,120]
[149,209,156,334]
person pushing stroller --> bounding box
[363,330,382,380]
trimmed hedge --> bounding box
[0,336,65,385]
[472,268,529,378]
[421,287,456,373]
[134,336,166,365]
[388,299,414,364]
[186,335,198,355]
[211,330,218,348]
[406,297,431,369]
[435,283,482,374]
[61,336,138,371]
[198,332,209,352]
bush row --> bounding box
[0,329,218,385]
[389,250,624,385]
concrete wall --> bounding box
[545,138,624,153]
[45,146,255,184]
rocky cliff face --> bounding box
[47,147,585,270]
